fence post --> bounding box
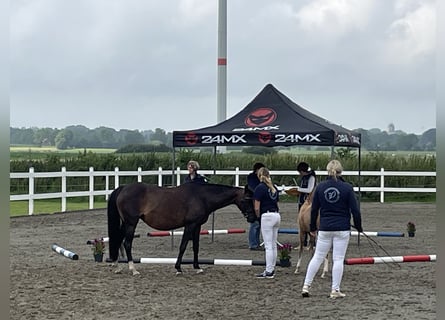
[137,167,142,182]
[105,175,110,201]
[235,167,240,187]
[28,167,34,215]
[114,167,120,189]
[89,167,94,209]
[176,167,181,186]
[158,167,163,187]
[380,168,385,203]
[61,167,67,212]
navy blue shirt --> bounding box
[253,183,279,214]
[184,173,207,184]
[310,177,362,232]
[247,172,260,193]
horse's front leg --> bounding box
[294,232,305,274]
[191,225,203,274]
[175,225,193,275]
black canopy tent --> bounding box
[172,83,362,242]
[173,83,361,153]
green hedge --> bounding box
[10,149,436,202]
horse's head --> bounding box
[235,187,255,218]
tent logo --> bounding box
[245,108,277,127]
[258,131,272,144]
[185,132,199,145]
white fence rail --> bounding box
[10,167,436,215]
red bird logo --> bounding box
[245,108,277,127]
[185,132,199,145]
[258,131,272,144]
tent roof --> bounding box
[173,84,361,148]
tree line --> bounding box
[10,125,436,152]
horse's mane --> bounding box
[180,183,241,190]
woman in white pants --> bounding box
[301,160,363,298]
[253,167,280,279]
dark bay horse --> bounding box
[107,182,252,275]
[294,191,329,278]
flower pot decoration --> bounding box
[406,221,416,237]
[278,243,292,267]
[91,238,105,262]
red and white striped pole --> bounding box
[345,254,436,265]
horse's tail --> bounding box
[107,186,125,261]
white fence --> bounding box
[10,167,436,215]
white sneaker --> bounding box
[301,285,310,297]
[330,290,346,299]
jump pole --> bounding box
[278,229,404,237]
[106,257,290,267]
[147,228,245,237]
[51,244,79,260]
[345,254,436,265]
[86,234,140,244]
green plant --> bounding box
[91,239,105,255]
[407,221,416,233]
[278,243,292,260]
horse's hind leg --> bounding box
[111,224,126,274]
[175,225,194,275]
[191,225,203,274]
[122,222,140,276]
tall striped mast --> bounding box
[217,0,227,125]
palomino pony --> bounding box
[107,182,252,276]
[294,191,329,278]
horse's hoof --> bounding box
[132,270,140,276]
[195,268,204,274]
[114,269,122,274]
[294,269,299,274]
[175,271,183,276]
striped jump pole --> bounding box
[345,254,436,265]
[278,228,299,234]
[86,234,140,245]
[351,231,404,237]
[51,244,79,260]
[278,229,404,237]
[147,228,245,237]
[106,257,288,267]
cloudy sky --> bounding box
[10,0,435,134]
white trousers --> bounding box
[303,230,350,291]
[260,212,281,273]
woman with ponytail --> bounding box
[301,159,363,299]
[253,167,280,279]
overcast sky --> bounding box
[10,0,435,134]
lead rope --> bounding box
[351,225,401,269]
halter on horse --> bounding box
[107,182,252,275]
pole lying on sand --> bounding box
[106,257,296,267]
[86,234,140,244]
[51,244,79,260]
[106,257,267,266]
[147,228,245,237]
[278,229,404,237]
[345,254,436,265]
